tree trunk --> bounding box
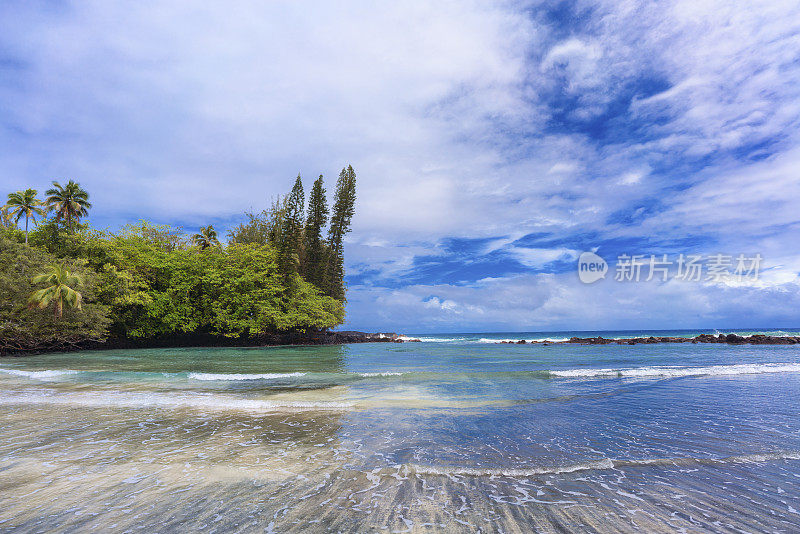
[55,297,63,320]
[24,214,28,244]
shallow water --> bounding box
[1,335,800,532]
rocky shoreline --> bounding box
[0,331,414,357]
[7,331,800,357]
[498,334,800,345]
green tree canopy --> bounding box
[277,175,305,278]
[1,166,356,354]
[0,236,110,355]
[302,174,329,288]
[326,165,356,300]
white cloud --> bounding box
[2,1,800,330]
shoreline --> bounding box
[0,331,408,357]
[4,331,800,357]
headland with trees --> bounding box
[0,166,361,355]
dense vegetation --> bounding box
[0,167,357,355]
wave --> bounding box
[714,329,800,338]
[409,336,575,344]
[410,451,800,478]
[0,390,352,413]
[188,372,306,381]
[409,336,468,342]
[549,362,800,379]
[412,459,615,477]
[358,372,404,377]
[0,368,79,380]
[406,330,800,343]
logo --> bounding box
[578,251,607,284]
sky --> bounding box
[2,0,800,333]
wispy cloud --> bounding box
[1,0,799,331]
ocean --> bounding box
[1,328,799,532]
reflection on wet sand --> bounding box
[1,400,799,533]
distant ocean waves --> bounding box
[4,362,800,385]
[402,328,800,343]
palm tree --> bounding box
[192,225,220,249]
[45,180,92,230]
[28,265,83,320]
[4,189,46,244]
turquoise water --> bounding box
[1,330,800,532]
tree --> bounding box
[192,225,219,249]
[29,264,83,320]
[277,175,305,278]
[227,211,272,246]
[4,188,46,244]
[122,221,189,252]
[0,206,14,228]
[326,165,356,300]
[0,237,109,355]
[45,180,92,230]
[301,174,329,288]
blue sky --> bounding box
[2,1,800,332]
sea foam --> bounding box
[0,368,79,380]
[411,451,800,478]
[188,372,307,381]
[0,390,352,412]
[549,362,800,378]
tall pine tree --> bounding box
[277,175,305,279]
[301,175,329,289]
[325,165,356,301]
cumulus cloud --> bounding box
[1,0,799,331]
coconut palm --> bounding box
[192,225,220,249]
[28,265,82,320]
[4,188,46,244]
[45,180,92,230]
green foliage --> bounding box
[122,220,189,252]
[277,175,305,278]
[4,188,46,244]
[28,218,89,258]
[204,244,343,336]
[192,224,220,249]
[227,211,272,245]
[302,175,330,288]
[45,180,92,230]
[84,232,342,339]
[326,165,357,300]
[0,236,110,355]
[1,168,356,354]
[0,206,14,229]
[29,264,83,319]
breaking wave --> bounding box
[549,362,800,379]
[0,390,352,413]
[188,372,306,381]
[411,451,800,478]
[0,368,79,380]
